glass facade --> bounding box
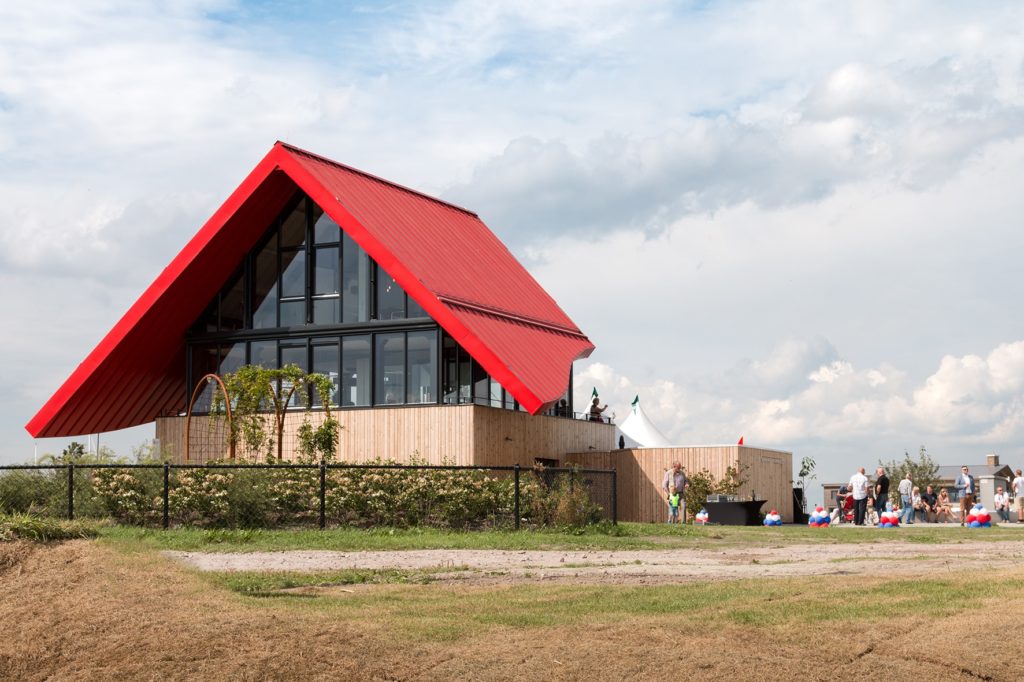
[184,191,553,415]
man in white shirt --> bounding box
[994,486,1011,523]
[849,467,870,526]
[898,473,914,524]
[1013,469,1024,524]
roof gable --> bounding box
[27,143,593,437]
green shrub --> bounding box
[90,468,162,525]
[324,461,514,529]
[2,458,608,531]
[168,469,234,527]
[0,469,64,515]
[523,469,602,529]
[0,513,100,542]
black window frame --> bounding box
[182,191,565,415]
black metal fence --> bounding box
[0,462,616,530]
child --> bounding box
[866,498,880,526]
[668,492,680,524]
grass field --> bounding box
[99,521,1024,553]
[3,524,1023,680]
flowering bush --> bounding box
[265,468,320,524]
[168,469,234,527]
[2,457,607,530]
[325,463,508,529]
[91,469,160,525]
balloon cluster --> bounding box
[695,508,709,525]
[878,510,900,528]
[763,509,782,526]
[807,506,831,527]
[965,503,992,528]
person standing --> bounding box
[874,467,890,513]
[663,462,688,522]
[849,467,870,526]
[1012,469,1024,524]
[955,466,975,526]
[588,397,608,422]
[898,472,914,524]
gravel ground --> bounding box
[165,539,1024,585]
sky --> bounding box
[2,1,1024,502]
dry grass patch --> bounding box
[2,540,1023,681]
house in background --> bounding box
[26,142,613,467]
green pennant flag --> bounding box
[631,395,639,413]
[591,387,598,399]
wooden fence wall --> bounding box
[156,405,614,466]
[565,446,794,523]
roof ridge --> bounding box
[275,141,479,218]
[437,294,587,338]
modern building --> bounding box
[26,142,614,465]
[26,142,795,522]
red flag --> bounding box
[737,436,744,445]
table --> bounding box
[703,500,766,526]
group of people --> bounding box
[838,466,1024,526]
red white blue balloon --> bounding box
[807,505,831,527]
[966,503,992,528]
[878,510,900,528]
[763,509,783,526]
[695,508,709,525]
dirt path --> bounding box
[166,539,1024,585]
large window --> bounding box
[407,330,437,404]
[375,333,405,405]
[341,231,370,323]
[193,192,434,333]
[311,341,340,407]
[342,335,371,406]
[185,192,548,415]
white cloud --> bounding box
[4,0,1024,479]
[576,337,1024,497]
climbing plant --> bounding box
[213,364,341,461]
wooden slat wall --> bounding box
[472,409,616,467]
[737,447,793,521]
[155,417,184,461]
[157,406,615,466]
[565,446,794,523]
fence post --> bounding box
[67,463,75,520]
[513,464,520,531]
[319,459,326,530]
[162,462,170,529]
[611,469,617,525]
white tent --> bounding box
[617,395,675,448]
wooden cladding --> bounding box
[565,446,794,523]
[156,404,614,466]
[156,411,792,525]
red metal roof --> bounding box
[26,142,594,437]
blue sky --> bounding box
[2,1,1024,501]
